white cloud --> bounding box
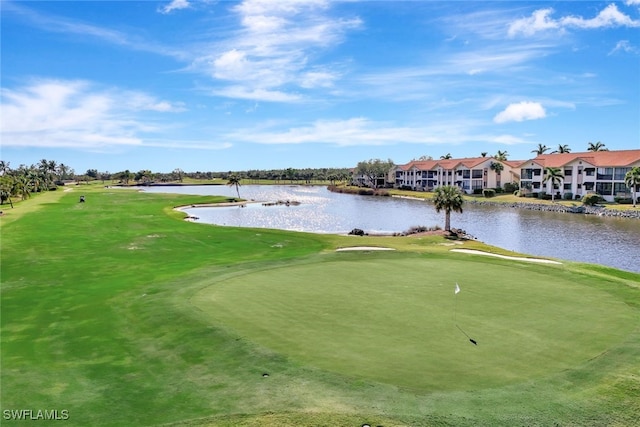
[508,9,560,37]
[493,102,546,123]
[195,0,362,102]
[609,40,640,55]
[0,79,185,149]
[223,117,533,148]
[508,4,640,37]
[158,0,191,14]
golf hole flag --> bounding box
[455,283,461,294]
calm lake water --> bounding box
[141,185,640,273]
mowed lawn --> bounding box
[191,255,635,391]
[1,186,639,426]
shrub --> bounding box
[514,190,521,197]
[357,188,374,196]
[563,192,573,200]
[473,188,484,195]
[494,187,504,193]
[614,196,633,204]
[582,193,603,206]
[482,189,496,198]
[574,194,582,200]
[503,182,519,193]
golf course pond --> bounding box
[141,185,640,273]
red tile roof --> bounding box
[517,149,640,168]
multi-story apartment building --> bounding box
[392,157,521,193]
[518,149,640,201]
[387,149,640,201]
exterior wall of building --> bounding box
[518,155,640,202]
[392,159,518,194]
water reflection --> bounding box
[141,185,640,273]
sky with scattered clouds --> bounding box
[1,0,639,173]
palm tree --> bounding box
[543,167,564,201]
[495,150,508,161]
[587,141,608,152]
[433,185,464,232]
[227,174,241,199]
[440,153,452,160]
[531,144,550,155]
[625,166,640,208]
[552,144,571,154]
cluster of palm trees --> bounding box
[0,159,73,207]
[531,141,609,155]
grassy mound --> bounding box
[1,185,639,426]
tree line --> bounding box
[0,159,354,207]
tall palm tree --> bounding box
[495,150,508,161]
[625,166,640,208]
[433,185,464,232]
[543,167,564,201]
[531,144,549,155]
[552,144,571,154]
[227,174,242,199]
[587,141,608,152]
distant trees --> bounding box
[433,185,464,232]
[587,141,608,152]
[552,144,571,154]
[440,153,453,160]
[355,159,394,189]
[495,150,509,161]
[531,144,550,155]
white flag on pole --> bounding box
[455,283,461,294]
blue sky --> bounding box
[1,0,639,174]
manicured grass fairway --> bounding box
[1,186,639,426]
[192,255,634,392]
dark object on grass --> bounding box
[79,195,85,203]
[348,228,366,236]
[262,373,269,378]
[470,339,477,345]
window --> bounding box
[472,170,483,179]
[462,170,470,179]
[596,182,613,195]
[614,167,630,181]
[614,182,629,195]
[533,169,542,176]
[585,168,595,176]
[564,169,572,176]
[521,169,533,179]
[532,182,541,189]
[564,183,571,190]
[584,182,594,191]
[597,167,613,180]
[577,184,582,189]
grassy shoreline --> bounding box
[1,186,639,426]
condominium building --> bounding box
[392,157,521,193]
[518,149,640,201]
[388,149,640,201]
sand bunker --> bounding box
[450,249,561,264]
[336,246,396,251]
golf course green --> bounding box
[1,185,639,426]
